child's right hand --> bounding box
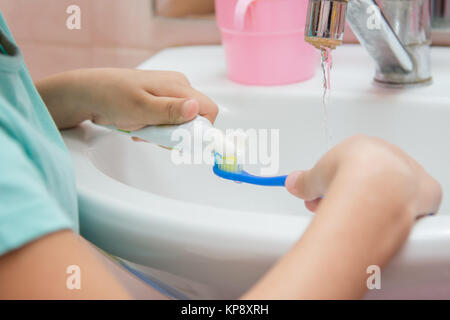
[285,134,442,220]
[244,135,442,300]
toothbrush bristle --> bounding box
[216,154,243,173]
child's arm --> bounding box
[243,135,442,299]
[0,230,133,299]
[35,68,219,130]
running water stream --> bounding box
[320,46,333,151]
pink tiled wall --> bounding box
[0,0,220,80]
[4,0,446,81]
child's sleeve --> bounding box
[0,130,74,256]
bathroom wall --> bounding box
[2,0,447,80]
[0,0,220,80]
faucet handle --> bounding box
[304,0,349,49]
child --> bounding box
[0,11,441,299]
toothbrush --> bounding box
[101,117,288,187]
[100,115,213,150]
[213,152,288,187]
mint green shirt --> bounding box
[0,12,78,255]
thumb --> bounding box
[285,170,325,201]
[150,97,199,125]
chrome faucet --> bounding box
[304,0,433,87]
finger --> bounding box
[174,86,219,123]
[190,88,219,123]
[416,175,442,217]
[146,97,200,125]
[285,155,337,201]
[131,137,148,143]
[139,71,218,123]
[285,170,325,201]
[305,198,322,213]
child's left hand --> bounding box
[36,68,219,130]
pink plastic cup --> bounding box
[215,0,318,86]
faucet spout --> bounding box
[305,0,432,87]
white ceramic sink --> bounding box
[63,44,450,299]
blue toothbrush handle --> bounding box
[213,165,287,187]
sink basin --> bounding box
[63,44,450,299]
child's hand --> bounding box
[37,68,219,130]
[285,135,442,219]
[244,135,442,299]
